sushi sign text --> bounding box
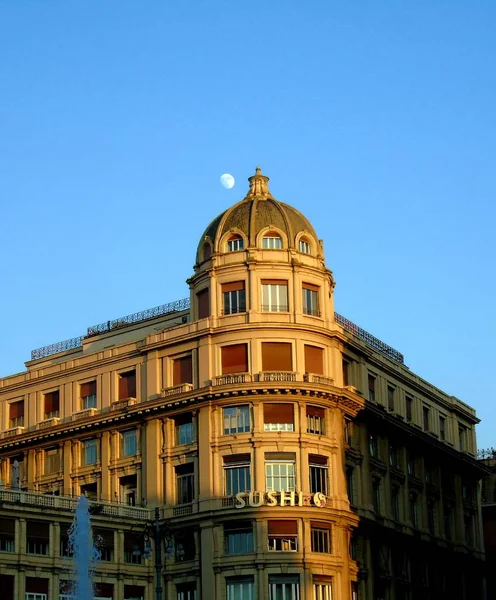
[234,491,327,509]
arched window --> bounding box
[203,242,212,260]
[262,233,282,249]
[299,238,311,254]
[227,235,244,252]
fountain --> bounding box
[67,495,99,599]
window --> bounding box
[175,527,196,561]
[368,375,376,402]
[309,455,329,495]
[314,582,333,600]
[224,521,253,554]
[44,391,60,419]
[82,438,97,466]
[27,521,49,555]
[123,532,143,564]
[44,448,60,475]
[427,498,436,534]
[391,486,400,521]
[459,425,467,451]
[443,502,453,540]
[224,454,251,496]
[264,403,294,431]
[25,594,47,600]
[261,342,292,372]
[423,406,430,432]
[268,520,298,551]
[311,522,331,553]
[342,360,350,387]
[369,433,378,458]
[223,405,250,434]
[346,466,354,504]
[222,281,246,315]
[227,234,244,252]
[80,381,97,409]
[409,492,419,528]
[304,344,324,374]
[265,453,296,491]
[9,400,24,428]
[407,452,415,477]
[406,396,413,422]
[93,528,114,561]
[344,418,352,445]
[388,444,398,468]
[262,234,283,249]
[121,429,137,457]
[173,355,193,386]
[261,280,288,312]
[175,413,194,445]
[119,370,136,400]
[197,288,209,319]
[120,474,137,505]
[177,582,197,600]
[302,284,319,316]
[387,386,395,412]
[0,518,15,552]
[176,463,194,504]
[307,406,325,435]
[464,513,473,545]
[269,575,300,600]
[439,416,446,441]
[299,239,311,254]
[221,344,248,375]
[226,577,254,600]
[351,582,358,600]
[372,476,381,514]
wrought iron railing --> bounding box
[31,336,84,361]
[335,312,404,364]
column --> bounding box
[200,522,214,600]
[100,431,111,501]
[254,441,265,492]
[197,408,212,500]
[50,522,59,559]
[63,440,72,496]
[146,351,160,399]
[144,419,162,506]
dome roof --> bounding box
[197,167,318,262]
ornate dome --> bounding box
[197,167,319,263]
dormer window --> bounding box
[299,238,311,254]
[262,234,282,249]
[227,235,244,252]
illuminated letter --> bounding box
[266,491,278,506]
[280,491,296,506]
[234,493,246,509]
[313,492,327,508]
[248,491,264,507]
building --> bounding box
[479,451,496,599]
[0,167,487,600]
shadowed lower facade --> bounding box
[0,168,487,600]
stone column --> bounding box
[200,522,214,600]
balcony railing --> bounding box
[173,503,194,517]
[111,397,138,411]
[1,426,25,439]
[304,373,334,386]
[72,408,97,421]
[162,383,194,397]
[260,371,297,383]
[38,417,60,429]
[213,373,252,386]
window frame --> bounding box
[223,455,251,496]
[265,458,296,492]
[227,235,244,252]
[261,280,289,312]
[262,235,283,249]
[223,405,251,435]
[298,239,311,254]
[224,521,254,555]
[302,284,320,317]
[82,438,98,466]
[121,429,138,458]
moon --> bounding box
[220,173,235,189]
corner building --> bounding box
[0,168,486,600]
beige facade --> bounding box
[0,168,486,600]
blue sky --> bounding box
[0,2,495,448]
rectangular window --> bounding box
[197,288,209,319]
[369,433,378,458]
[222,281,246,315]
[261,280,288,312]
[299,240,310,254]
[351,582,358,600]
[346,466,354,505]
[26,521,49,555]
[175,413,194,445]
[118,370,136,400]
[409,492,419,528]
[311,522,331,553]
[372,476,381,514]
[265,453,296,492]
[387,386,395,412]
[221,343,249,375]
[264,403,294,431]
[173,355,193,386]
[177,582,197,600]
[226,577,254,600]
[268,520,298,552]
[342,360,350,387]
[82,438,97,466]
[388,444,398,468]
[302,284,319,317]
[307,405,325,435]
[309,455,329,495]
[314,582,333,600]
[93,528,114,561]
[406,396,413,422]
[344,418,352,445]
[224,454,251,496]
[391,486,400,521]
[368,375,376,402]
[407,452,415,477]
[224,521,254,554]
[80,381,97,409]
[9,400,24,428]
[176,463,194,504]
[459,425,467,451]
[44,391,60,419]
[223,405,251,434]
[304,344,324,375]
[423,406,430,432]
[123,532,143,564]
[44,448,60,475]
[0,518,15,552]
[439,416,446,441]
[443,503,453,541]
[263,236,283,249]
[261,342,293,371]
[427,498,436,534]
[121,429,137,457]
[269,575,300,600]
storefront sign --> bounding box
[234,491,327,509]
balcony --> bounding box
[161,383,194,397]
[38,417,60,430]
[213,373,252,386]
[111,397,138,411]
[72,408,98,421]
[1,426,25,439]
[260,371,297,383]
[304,373,334,386]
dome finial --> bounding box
[245,166,272,200]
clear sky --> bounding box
[0,2,495,448]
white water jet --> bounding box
[68,495,99,600]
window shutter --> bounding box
[9,400,24,419]
[264,403,294,424]
[267,520,298,535]
[119,371,136,399]
[197,289,209,319]
[304,345,324,375]
[173,355,193,385]
[221,344,248,375]
[174,412,192,426]
[311,521,331,530]
[309,454,328,466]
[80,381,96,397]
[265,452,296,461]
[222,281,245,293]
[306,405,325,418]
[261,342,292,371]
[44,391,60,414]
[303,283,320,292]
[261,279,287,285]
[223,453,251,465]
